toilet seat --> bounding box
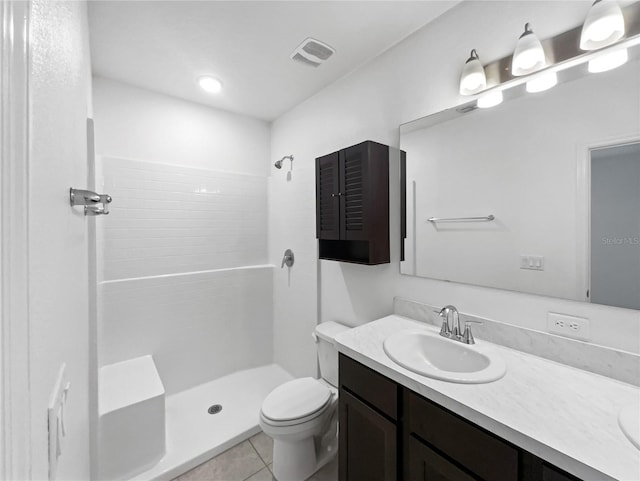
[261,377,333,427]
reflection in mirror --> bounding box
[590,142,640,310]
[400,51,639,309]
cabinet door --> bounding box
[339,390,397,481]
[340,142,370,241]
[316,151,341,240]
[406,437,478,481]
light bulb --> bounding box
[580,0,625,51]
[459,49,487,96]
[477,90,503,109]
[526,72,558,93]
[588,48,628,72]
[512,23,547,76]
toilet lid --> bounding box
[261,377,331,422]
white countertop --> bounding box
[334,315,640,481]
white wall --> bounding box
[28,0,93,478]
[403,59,639,300]
[93,77,270,176]
[93,79,274,395]
[270,0,640,379]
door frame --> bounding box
[1,0,32,478]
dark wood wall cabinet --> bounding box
[316,140,389,265]
[339,354,582,481]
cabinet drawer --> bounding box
[339,354,397,420]
[406,390,518,481]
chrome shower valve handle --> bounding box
[281,249,294,268]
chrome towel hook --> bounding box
[70,188,113,216]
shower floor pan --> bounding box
[129,364,293,481]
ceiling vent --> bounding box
[290,38,335,68]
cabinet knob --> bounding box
[331,193,342,197]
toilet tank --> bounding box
[314,321,350,387]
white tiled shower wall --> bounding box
[100,158,267,280]
[93,78,273,394]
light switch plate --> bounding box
[520,255,544,270]
[48,364,68,480]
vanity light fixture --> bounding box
[459,49,487,95]
[526,71,558,93]
[588,47,628,72]
[477,90,503,109]
[580,0,625,51]
[198,76,222,94]
[512,23,547,76]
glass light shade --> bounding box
[512,23,547,76]
[526,72,558,93]
[198,76,222,93]
[477,90,503,109]
[580,0,625,50]
[459,49,487,96]
[588,48,628,72]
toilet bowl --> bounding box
[259,321,349,481]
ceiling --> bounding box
[88,1,459,121]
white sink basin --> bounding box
[383,328,507,384]
[619,403,640,450]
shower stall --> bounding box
[92,77,291,480]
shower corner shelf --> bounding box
[315,140,390,265]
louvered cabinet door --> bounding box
[316,152,341,240]
[340,143,370,241]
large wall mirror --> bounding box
[400,47,639,310]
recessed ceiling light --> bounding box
[198,76,222,94]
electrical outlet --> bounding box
[547,313,590,341]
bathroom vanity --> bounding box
[336,315,640,481]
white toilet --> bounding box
[259,321,350,481]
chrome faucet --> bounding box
[437,305,481,345]
[439,305,460,338]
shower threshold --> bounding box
[128,364,293,481]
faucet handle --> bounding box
[461,320,483,345]
[438,307,452,338]
[439,319,452,337]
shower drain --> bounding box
[208,404,223,415]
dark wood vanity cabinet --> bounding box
[339,353,398,481]
[338,355,582,481]
[316,140,389,265]
[405,389,518,481]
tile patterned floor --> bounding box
[173,432,338,481]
